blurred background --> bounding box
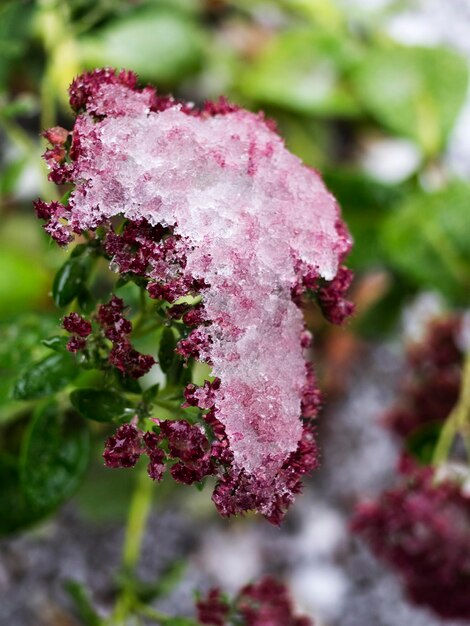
[1,1,470,625]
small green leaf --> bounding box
[77,288,95,314]
[115,370,142,394]
[64,580,103,626]
[165,358,193,388]
[143,383,160,403]
[239,29,360,117]
[381,181,470,302]
[52,256,91,308]
[0,316,57,412]
[70,242,88,258]
[119,560,186,604]
[115,275,130,289]
[79,8,205,85]
[353,280,412,339]
[195,479,206,492]
[20,401,90,512]
[0,93,38,118]
[406,422,442,465]
[0,454,38,535]
[61,190,72,208]
[158,327,177,373]
[41,335,69,352]
[323,169,406,270]
[352,45,468,154]
[70,388,130,422]
[12,352,79,400]
[0,157,26,197]
[0,245,49,318]
[0,2,34,91]
[158,618,200,626]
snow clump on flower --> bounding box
[36,68,353,523]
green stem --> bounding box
[433,350,470,466]
[108,461,154,625]
[134,321,162,339]
[72,0,113,36]
[154,399,180,412]
[40,72,56,134]
[122,463,154,572]
[137,603,199,626]
[133,289,150,334]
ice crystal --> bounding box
[38,69,352,522]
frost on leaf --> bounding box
[37,68,353,523]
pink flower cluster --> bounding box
[196,576,313,626]
[37,69,353,521]
[383,315,463,438]
[62,311,92,352]
[103,398,319,525]
[104,421,211,484]
[351,457,470,620]
[62,297,155,378]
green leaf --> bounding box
[70,242,88,257]
[115,369,142,394]
[64,580,102,626]
[143,383,160,403]
[0,93,38,118]
[406,422,442,465]
[79,8,205,85]
[0,454,39,535]
[323,169,406,270]
[12,352,80,400]
[239,29,360,117]
[77,288,95,314]
[0,2,34,90]
[145,559,186,601]
[20,401,90,512]
[52,256,91,308]
[0,315,57,414]
[158,618,199,626]
[0,157,26,197]
[0,245,49,318]
[70,388,130,422]
[351,45,468,154]
[158,327,177,373]
[41,335,69,352]
[353,280,413,339]
[117,560,186,605]
[381,181,470,302]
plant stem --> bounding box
[122,463,154,572]
[108,460,154,625]
[72,0,112,36]
[134,321,162,339]
[133,289,150,334]
[137,603,199,625]
[154,399,180,412]
[433,350,470,466]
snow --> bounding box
[66,79,350,479]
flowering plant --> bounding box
[34,68,353,525]
[3,2,470,624]
[11,67,355,624]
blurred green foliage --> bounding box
[1,0,469,533]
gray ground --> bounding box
[2,335,469,626]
